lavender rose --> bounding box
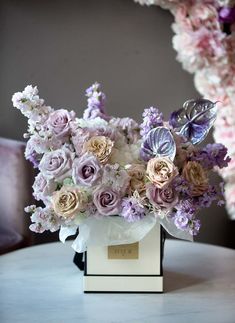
[39,147,74,181]
[146,183,179,209]
[47,109,75,138]
[72,153,101,187]
[93,186,121,215]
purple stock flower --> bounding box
[72,153,102,187]
[173,198,198,233]
[189,219,201,236]
[140,107,163,137]
[191,143,231,169]
[173,206,201,236]
[175,199,196,216]
[83,107,109,120]
[174,213,189,230]
[195,185,219,208]
[85,82,106,111]
[120,197,146,222]
[172,176,192,196]
[83,82,109,120]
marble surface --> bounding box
[0,240,235,323]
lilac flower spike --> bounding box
[191,143,231,169]
[83,82,109,120]
[140,106,163,137]
[140,126,176,161]
[120,197,146,222]
[85,82,106,112]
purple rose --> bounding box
[93,186,121,216]
[146,183,178,209]
[39,147,74,181]
[47,109,75,138]
[72,153,101,186]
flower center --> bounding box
[82,165,94,178]
[100,192,113,206]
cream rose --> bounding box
[52,186,88,219]
[146,157,178,188]
[183,161,209,196]
[83,136,113,164]
[127,164,146,194]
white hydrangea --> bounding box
[76,116,108,129]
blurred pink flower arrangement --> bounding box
[135,0,235,219]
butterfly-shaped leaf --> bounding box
[140,126,176,161]
[169,99,217,145]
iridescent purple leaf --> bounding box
[169,99,217,145]
[140,126,176,161]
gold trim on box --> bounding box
[108,242,139,259]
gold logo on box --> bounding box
[108,242,139,259]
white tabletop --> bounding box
[0,240,235,323]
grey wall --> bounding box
[1,0,234,247]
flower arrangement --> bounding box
[12,83,230,251]
[134,0,235,219]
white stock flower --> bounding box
[101,164,130,194]
[12,85,52,121]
